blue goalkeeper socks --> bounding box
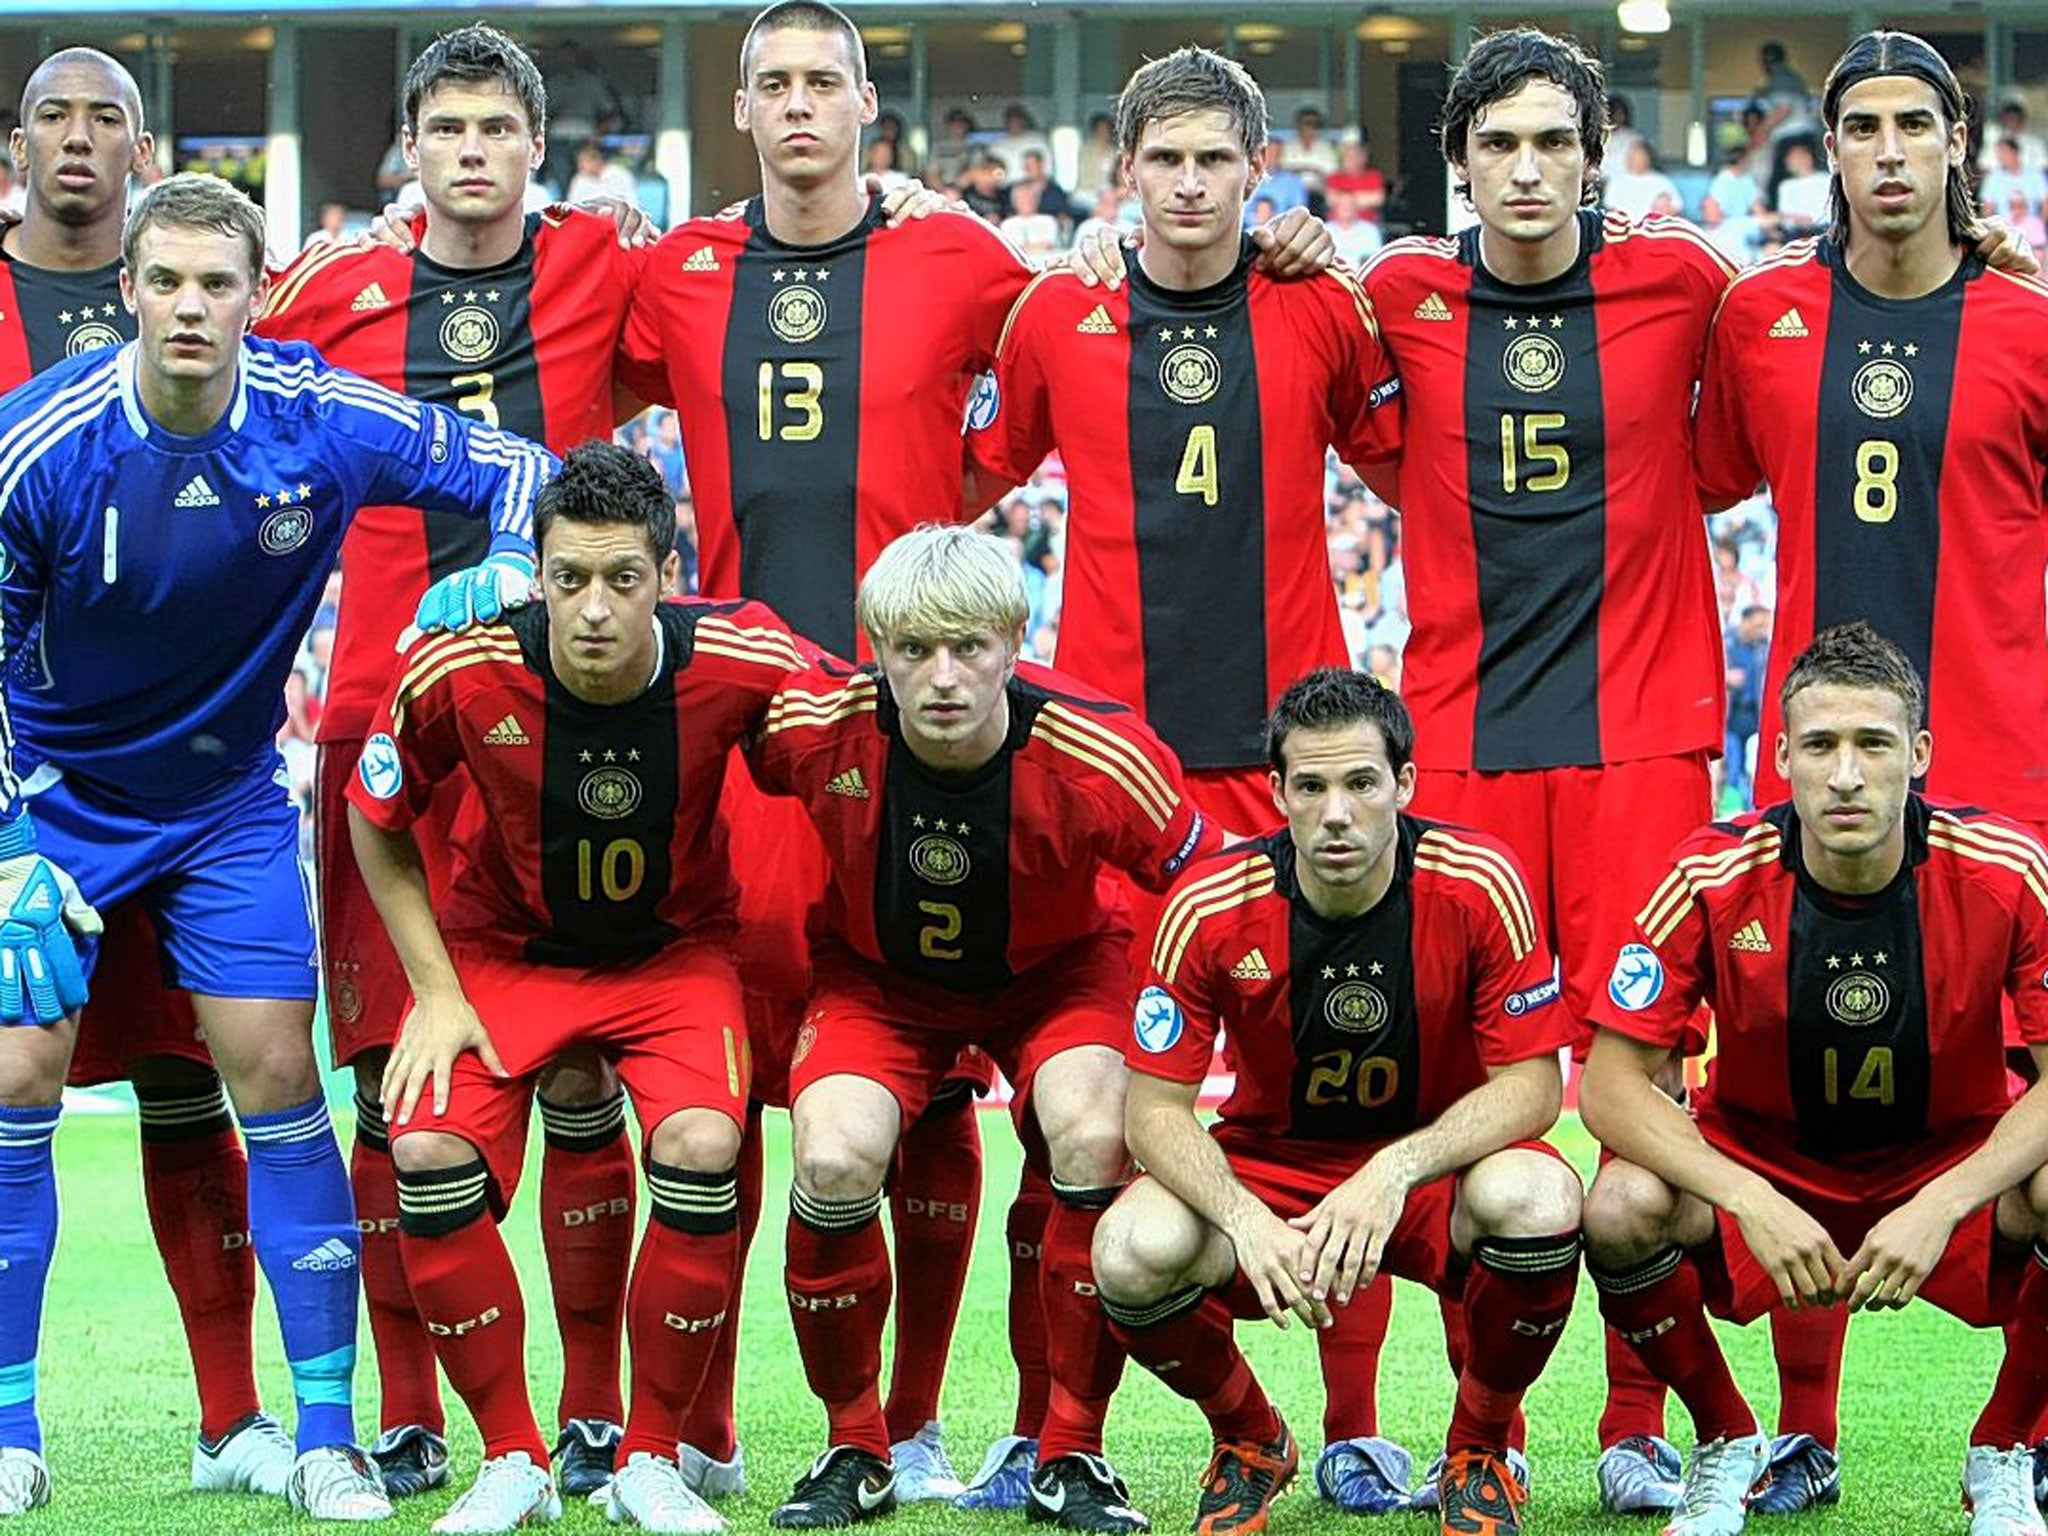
[241,1095,360,1454]
[0,1104,59,1453]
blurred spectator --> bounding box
[1606,95,1645,181]
[872,109,918,176]
[0,156,22,219]
[673,495,699,594]
[644,408,686,499]
[1326,188,1383,266]
[1733,100,1775,182]
[1604,139,1680,220]
[993,103,1051,178]
[1722,604,1771,810]
[1757,41,1815,141]
[2004,186,2048,259]
[1327,134,1387,224]
[1774,141,1830,235]
[1981,100,2048,175]
[302,200,351,249]
[1712,535,1768,625]
[1254,137,1309,216]
[1281,107,1338,196]
[862,137,911,193]
[1981,137,2046,218]
[1701,145,1765,263]
[1001,182,1062,257]
[375,135,411,198]
[1074,112,1120,199]
[1012,148,1072,229]
[542,41,624,193]
[1366,643,1401,693]
[566,139,636,205]
[959,151,1011,221]
[929,107,978,187]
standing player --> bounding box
[257,25,647,1497]
[0,173,551,1519]
[350,443,803,1536]
[748,525,1218,1532]
[616,2,1039,1499]
[1579,623,2048,1536]
[1093,668,1582,1536]
[0,45,298,1500]
[965,44,1409,1505]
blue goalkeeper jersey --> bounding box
[0,334,552,814]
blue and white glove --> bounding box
[0,813,101,1027]
[412,540,536,633]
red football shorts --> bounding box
[67,902,208,1086]
[319,738,481,1068]
[789,929,1134,1143]
[390,939,749,1211]
[1412,752,1712,1041]
[1699,1185,2023,1330]
[1210,1129,1569,1311]
[719,757,828,1106]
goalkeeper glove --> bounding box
[0,813,101,1027]
[413,544,536,633]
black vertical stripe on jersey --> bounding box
[522,604,681,966]
[1124,248,1268,770]
[1276,833,1422,1140]
[1780,804,1930,1156]
[870,682,1037,993]
[8,260,130,375]
[1811,248,1965,720]
[721,199,875,660]
[1458,213,1608,770]
[404,223,545,582]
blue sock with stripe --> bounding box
[0,1104,60,1453]
[240,1094,359,1454]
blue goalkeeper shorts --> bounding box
[25,754,317,1000]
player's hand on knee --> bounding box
[413,547,537,632]
[382,991,507,1126]
[1732,1185,1846,1309]
[1068,224,1132,290]
[1838,1195,1955,1312]
[0,816,101,1028]
[874,176,944,223]
[1249,207,1335,279]
[1231,1210,1330,1331]
[1290,1166,1402,1307]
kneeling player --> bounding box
[1579,623,2048,1536]
[1093,669,1583,1536]
[748,525,1218,1532]
[349,443,806,1535]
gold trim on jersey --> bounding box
[260,239,363,322]
[1325,263,1382,342]
[1413,828,1538,961]
[1635,823,1783,947]
[1032,701,1176,832]
[995,267,1068,360]
[390,628,523,733]
[694,615,805,673]
[761,675,880,737]
[1928,811,2048,921]
[1151,851,1277,985]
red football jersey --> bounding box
[1694,240,2048,819]
[746,657,1216,993]
[258,209,641,740]
[1584,798,2048,1203]
[616,197,1032,662]
[1362,211,1732,772]
[968,248,1401,771]
[0,251,131,393]
[1133,820,1570,1149]
[348,598,804,965]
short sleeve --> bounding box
[344,644,463,832]
[1693,297,1766,511]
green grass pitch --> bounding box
[29,1107,2006,1532]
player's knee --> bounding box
[1091,1191,1192,1304]
[2023,1161,2048,1230]
[217,1036,320,1115]
[536,1043,617,1106]
[648,1108,740,1173]
[390,1128,479,1174]
[793,1123,891,1200]
[1582,1159,1680,1265]
[0,1029,69,1108]
[1461,1149,1582,1239]
[1039,1109,1129,1192]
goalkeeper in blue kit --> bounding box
[0,174,550,1522]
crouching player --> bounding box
[1579,623,2048,1536]
[347,443,807,1535]
[746,525,1218,1532]
[1092,669,1583,1536]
